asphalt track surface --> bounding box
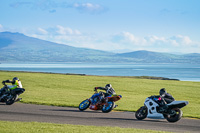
[0,103,200,133]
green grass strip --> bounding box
[0,71,200,118]
[0,121,170,133]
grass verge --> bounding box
[0,71,200,118]
[0,121,171,133]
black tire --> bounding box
[79,99,90,111]
[135,106,148,120]
[102,101,114,113]
[166,108,182,123]
[6,94,18,105]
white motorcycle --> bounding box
[135,95,188,122]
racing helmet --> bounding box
[105,84,112,90]
[13,77,19,82]
[105,84,116,94]
[159,88,166,96]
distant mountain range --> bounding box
[0,32,200,63]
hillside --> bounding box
[0,32,200,63]
[0,32,115,62]
[116,50,200,63]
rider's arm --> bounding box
[153,95,160,98]
[94,87,106,91]
[164,93,175,103]
[2,80,12,84]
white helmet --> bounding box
[105,84,112,89]
[105,84,116,94]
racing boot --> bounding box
[15,98,22,102]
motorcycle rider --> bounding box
[94,84,116,103]
[94,84,116,96]
[159,88,175,103]
[158,88,175,112]
[0,77,24,100]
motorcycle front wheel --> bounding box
[6,94,18,105]
[79,99,91,111]
[135,106,148,120]
[165,108,182,122]
[102,101,114,113]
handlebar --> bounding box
[150,95,164,98]
[2,82,8,88]
[149,95,163,101]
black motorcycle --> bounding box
[0,83,25,105]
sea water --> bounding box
[0,63,199,81]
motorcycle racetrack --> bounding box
[0,103,200,133]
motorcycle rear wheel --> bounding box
[135,106,148,120]
[6,94,18,105]
[102,101,114,113]
[165,108,182,122]
[79,99,90,111]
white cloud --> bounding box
[74,30,81,35]
[56,25,73,35]
[113,32,195,47]
[182,36,192,44]
[56,25,81,35]
[4,26,199,53]
[24,25,90,48]
[145,35,166,43]
[74,3,103,12]
[73,3,107,14]
[0,24,3,31]
[170,35,193,46]
[110,32,200,53]
[10,1,107,14]
[37,28,48,35]
[123,32,138,43]
[112,32,148,46]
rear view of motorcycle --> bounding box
[135,95,188,122]
[0,83,25,105]
[79,90,122,113]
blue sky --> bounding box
[0,0,200,53]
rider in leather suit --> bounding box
[94,84,116,103]
[159,88,175,112]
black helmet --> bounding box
[13,77,19,82]
[105,84,112,89]
[159,88,166,96]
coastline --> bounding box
[0,70,180,81]
[0,63,199,81]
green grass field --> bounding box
[0,121,170,133]
[0,71,200,118]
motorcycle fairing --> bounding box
[91,93,100,99]
[106,94,122,102]
[89,105,99,110]
[167,101,189,109]
[144,97,164,119]
[89,93,101,110]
